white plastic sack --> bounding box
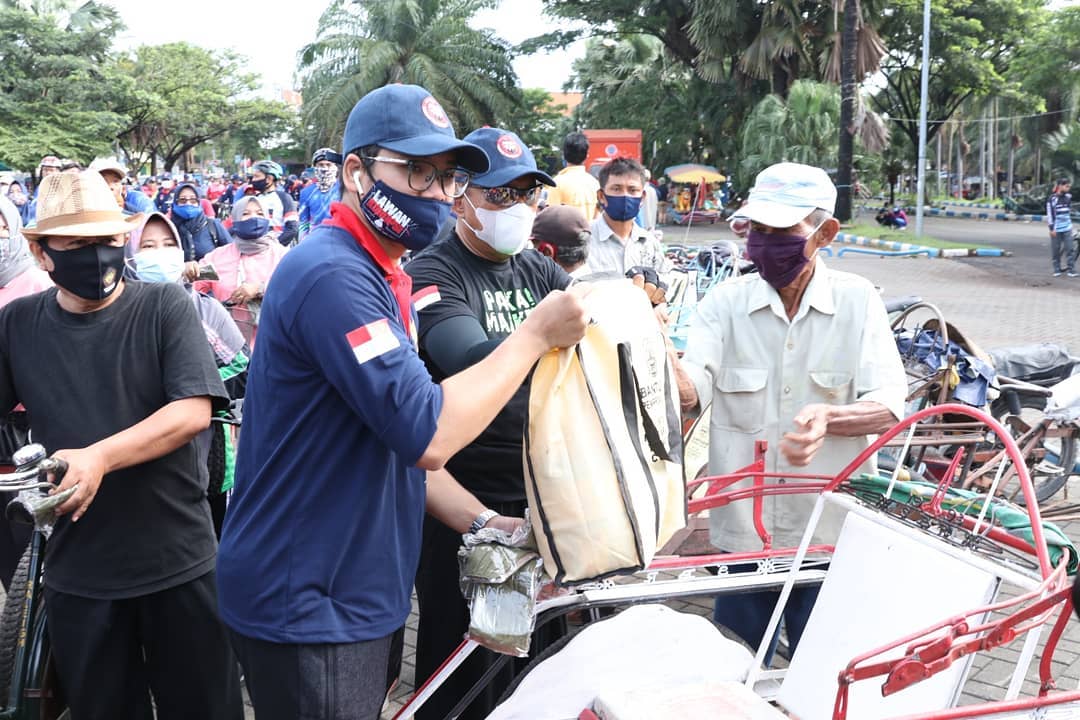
[486,604,755,720]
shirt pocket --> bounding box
[809,370,855,405]
[713,367,768,433]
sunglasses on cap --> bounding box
[475,185,543,208]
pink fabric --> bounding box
[193,243,288,347]
[0,267,52,308]
[193,243,288,301]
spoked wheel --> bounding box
[988,395,1076,506]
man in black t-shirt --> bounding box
[0,172,241,719]
[406,127,568,719]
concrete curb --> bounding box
[833,231,1009,258]
[937,202,1003,211]
[857,204,1044,223]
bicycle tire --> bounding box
[990,394,1076,505]
[0,543,32,703]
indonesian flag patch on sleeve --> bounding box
[346,319,401,365]
[412,285,441,311]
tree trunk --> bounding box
[1035,144,1041,187]
[835,0,858,222]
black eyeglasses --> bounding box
[476,185,543,208]
[363,156,471,198]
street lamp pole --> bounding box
[915,0,932,237]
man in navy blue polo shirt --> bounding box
[216,84,589,720]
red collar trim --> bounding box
[326,201,400,277]
[325,201,414,336]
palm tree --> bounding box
[297,0,521,149]
[0,0,112,31]
[740,81,842,179]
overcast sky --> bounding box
[107,0,586,96]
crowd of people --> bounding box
[0,79,908,720]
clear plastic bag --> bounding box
[10,486,76,539]
[458,514,543,657]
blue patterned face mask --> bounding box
[354,172,451,252]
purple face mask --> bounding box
[745,220,824,290]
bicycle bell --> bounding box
[12,443,47,471]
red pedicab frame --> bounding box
[395,404,1079,720]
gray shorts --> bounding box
[229,628,398,720]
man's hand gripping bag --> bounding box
[524,279,687,585]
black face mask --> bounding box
[251,177,271,193]
[39,241,126,301]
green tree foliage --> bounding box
[112,43,291,174]
[873,0,1045,160]
[298,0,521,150]
[739,80,883,184]
[1042,122,1080,179]
[568,35,755,180]
[0,2,128,168]
[499,89,571,174]
[740,81,842,179]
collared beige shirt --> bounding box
[586,215,671,276]
[681,258,906,551]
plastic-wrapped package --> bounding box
[9,485,76,539]
[458,515,544,657]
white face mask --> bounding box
[132,247,185,284]
[463,195,535,256]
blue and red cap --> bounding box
[341,84,489,174]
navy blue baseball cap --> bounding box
[340,84,489,174]
[462,128,555,188]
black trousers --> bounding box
[44,569,243,720]
[414,499,565,720]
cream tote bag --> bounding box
[525,279,687,584]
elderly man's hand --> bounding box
[626,266,668,306]
[780,404,831,467]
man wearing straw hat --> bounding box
[0,171,242,718]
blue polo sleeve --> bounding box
[293,267,442,465]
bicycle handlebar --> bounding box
[0,443,67,494]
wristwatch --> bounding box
[469,509,500,534]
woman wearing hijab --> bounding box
[130,212,249,537]
[170,181,231,262]
[0,194,52,307]
[188,196,288,347]
[5,181,32,228]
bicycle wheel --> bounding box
[0,542,30,702]
[990,394,1076,505]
